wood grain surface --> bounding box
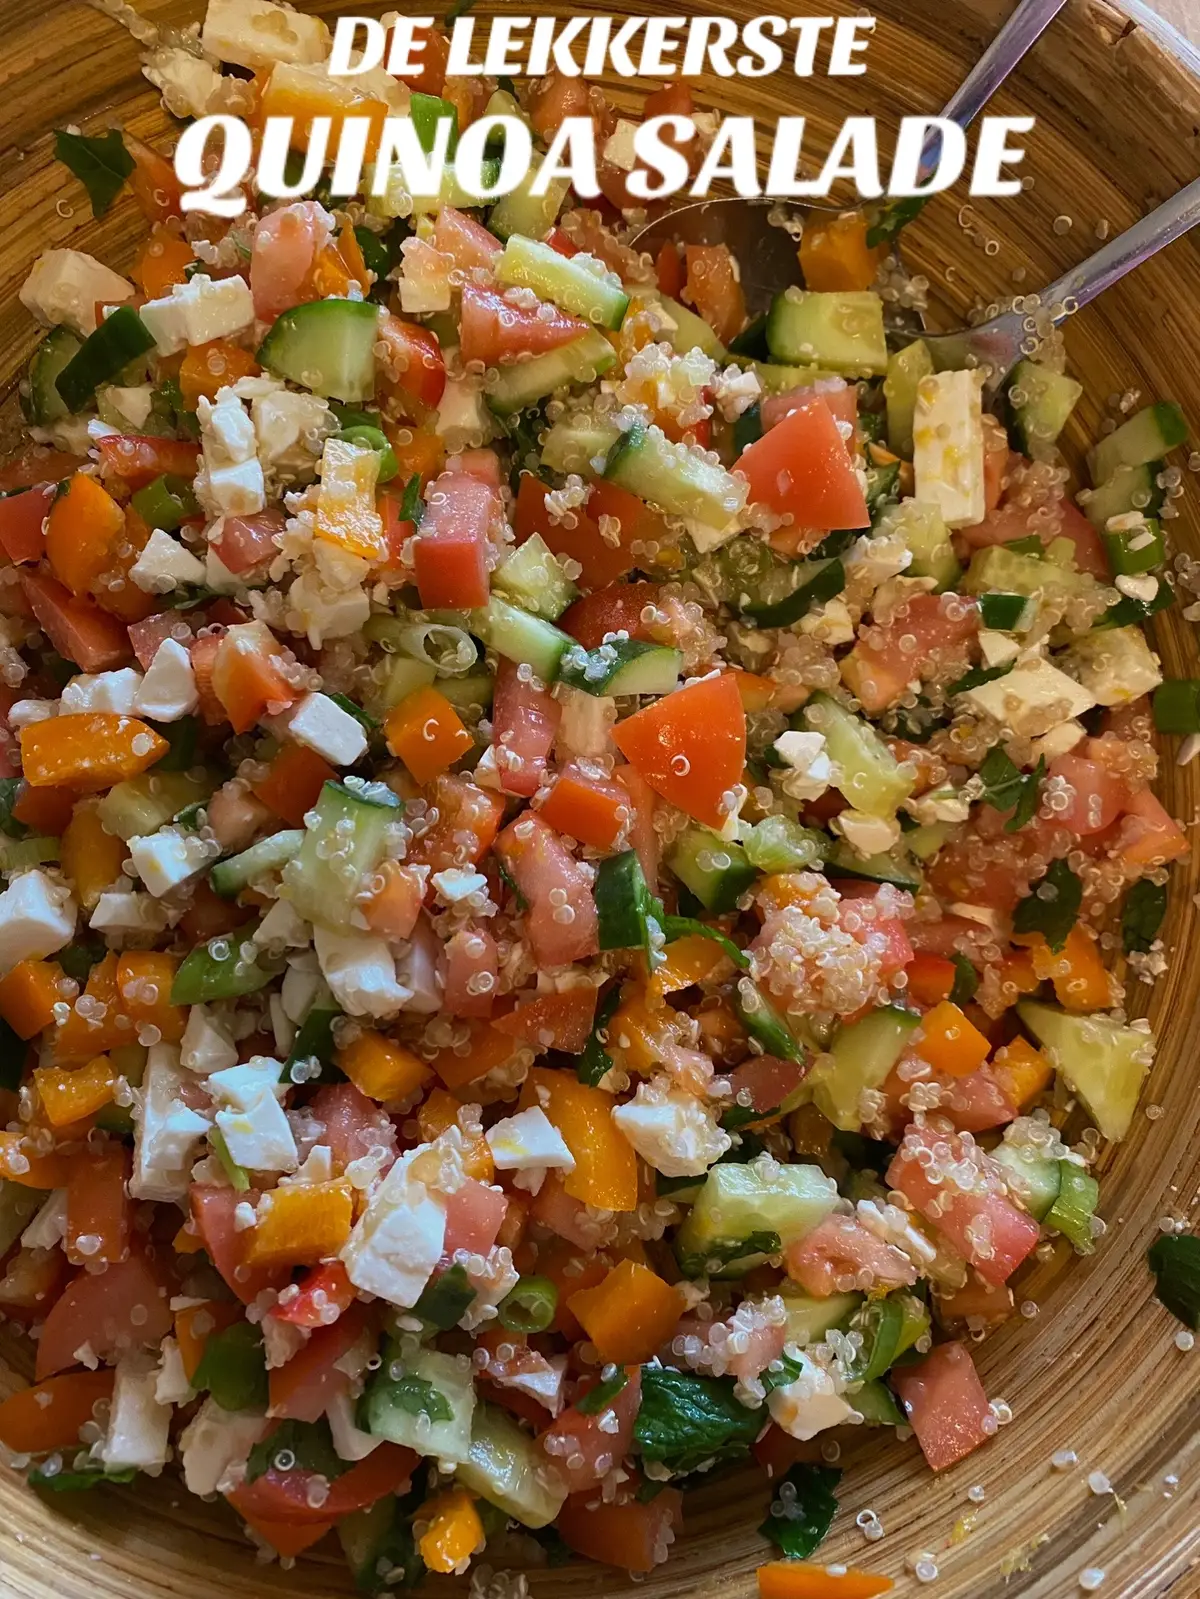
[1,1,1200,1596]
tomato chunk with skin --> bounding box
[20,569,132,672]
[269,1302,370,1423]
[737,398,869,531]
[209,510,285,577]
[377,314,447,410]
[413,469,494,610]
[684,243,745,347]
[892,1341,995,1471]
[36,1251,172,1380]
[491,657,561,798]
[558,1485,683,1574]
[887,1126,1040,1285]
[0,483,55,564]
[431,206,502,272]
[228,1441,417,1526]
[496,813,599,967]
[460,284,590,366]
[539,1367,642,1493]
[250,200,334,320]
[760,378,858,432]
[841,592,980,715]
[612,672,746,830]
[560,581,661,648]
[190,1185,288,1306]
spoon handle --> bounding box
[1038,177,1200,319]
[919,0,1070,183]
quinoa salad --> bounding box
[0,4,1192,1594]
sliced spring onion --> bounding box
[497,1275,558,1334]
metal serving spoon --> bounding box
[631,0,1070,314]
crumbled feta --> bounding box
[180,1004,239,1075]
[555,686,617,759]
[139,275,255,356]
[286,569,371,646]
[949,901,1003,935]
[799,596,857,647]
[155,1338,193,1406]
[1030,719,1087,762]
[611,1080,732,1177]
[1059,624,1162,707]
[254,896,311,949]
[130,530,207,593]
[431,868,488,906]
[341,1149,447,1308]
[208,1054,286,1114]
[0,869,76,976]
[486,1107,575,1196]
[133,637,199,722]
[978,629,1022,668]
[1115,572,1159,605]
[101,1357,172,1474]
[313,926,410,1020]
[774,730,832,802]
[179,1399,267,1496]
[6,699,57,728]
[128,827,211,897]
[61,667,144,715]
[832,809,902,857]
[963,655,1096,738]
[251,388,332,475]
[274,691,368,767]
[21,1188,68,1251]
[201,0,330,71]
[280,954,322,1024]
[906,786,970,826]
[104,384,155,429]
[767,1350,857,1440]
[143,44,224,119]
[216,1090,298,1173]
[913,369,986,528]
[90,891,169,936]
[20,250,134,337]
[434,375,491,447]
[131,1044,212,1201]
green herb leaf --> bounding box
[386,1374,453,1424]
[758,1351,804,1397]
[759,1463,842,1559]
[577,983,620,1087]
[676,1229,781,1280]
[948,662,1011,698]
[1148,1234,1200,1329]
[634,1368,764,1475]
[949,952,978,1007]
[865,195,929,249]
[529,1525,573,1566]
[0,778,29,840]
[412,1263,476,1330]
[56,939,105,986]
[1012,858,1082,952]
[192,1320,268,1412]
[246,1418,347,1484]
[1122,876,1168,955]
[28,1463,137,1492]
[54,128,134,218]
[576,1369,629,1415]
[399,474,424,524]
[661,914,750,970]
[977,747,1046,834]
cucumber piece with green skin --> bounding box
[1088,402,1187,485]
[1102,517,1165,577]
[55,306,157,412]
[668,826,758,913]
[849,1379,905,1427]
[865,461,901,523]
[457,1403,567,1528]
[257,299,380,403]
[605,421,744,533]
[558,638,681,697]
[640,291,728,360]
[492,533,578,621]
[692,534,780,609]
[962,543,1098,603]
[743,816,826,873]
[890,502,960,590]
[409,91,459,155]
[594,848,661,957]
[802,692,915,818]
[746,360,842,394]
[284,987,341,1082]
[766,289,888,377]
[884,340,933,457]
[978,592,1033,631]
[24,327,82,425]
[171,934,275,1005]
[821,841,922,891]
[338,1499,418,1593]
[407,158,504,218]
[1007,360,1082,455]
[1043,1159,1099,1252]
[1017,1001,1152,1142]
[485,331,615,417]
[96,771,212,842]
[496,235,630,330]
[905,821,952,862]
[734,976,805,1064]
[991,1142,1062,1220]
[210,829,305,899]
[437,669,494,715]
[780,1289,860,1348]
[284,780,402,930]
[539,411,621,476]
[488,174,571,242]
[1080,461,1164,531]
[364,1343,475,1464]
[846,1292,930,1382]
[675,1160,840,1279]
[809,1005,921,1131]
[470,595,573,682]
[739,556,846,629]
[374,654,437,713]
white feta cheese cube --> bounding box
[277,691,368,767]
[155,1338,193,1405]
[251,389,332,474]
[799,596,856,647]
[314,926,410,1020]
[434,376,491,447]
[179,1399,267,1496]
[255,896,311,949]
[132,1044,212,1201]
[0,869,76,976]
[269,992,296,1056]
[963,656,1096,738]
[285,570,371,646]
[140,275,255,355]
[832,809,902,857]
[341,1151,446,1308]
[101,1358,172,1474]
[774,730,833,802]
[216,1091,298,1172]
[906,786,970,826]
[683,514,740,555]
[201,0,330,71]
[128,827,211,897]
[767,1351,856,1440]
[611,1081,731,1178]
[913,369,986,529]
[133,637,199,722]
[486,1107,575,1178]
[21,1189,68,1251]
[393,920,442,1014]
[130,530,208,593]
[60,667,144,715]
[180,1004,239,1075]
[20,250,134,338]
[431,868,488,906]
[105,384,155,429]
[89,891,168,935]
[198,458,267,519]
[201,390,258,467]
[207,1054,285,1113]
[978,630,1022,668]
[602,119,640,173]
[281,954,322,1024]
[1030,719,1086,762]
[1059,624,1163,707]
[142,43,224,119]
[555,687,617,759]
[7,699,58,728]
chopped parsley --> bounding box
[759,1463,842,1559]
[1012,858,1082,952]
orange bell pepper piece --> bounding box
[60,800,129,910]
[175,1299,241,1380]
[337,1030,432,1103]
[417,1489,485,1575]
[417,1086,493,1181]
[492,987,598,1054]
[20,713,168,792]
[251,741,337,827]
[904,952,957,1008]
[34,1055,116,1130]
[729,667,776,712]
[539,769,628,852]
[237,1513,335,1559]
[0,959,65,1040]
[989,1036,1053,1110]
[557,1487,684,1576]
[1024,925,1113,1011]
[52,952,127,1061]
[914,1000,991,1079]
[430,1020,521,1093]
[361,858,426,942]
[116,951,186,1044]
[315,436,387,561]
[211,622,298,735]
[606,984,670,1074]
[44,473,126,599]
[798,212,886,293]
[245,1180,354,1267]
[758,1562,894,1599]
[519,1066,638,1212]
[649,935,731,996]
[179,339,260,408]
[384,422,445,488]
[994,947,1040,1005]
[567,1259,684,1364]
[0,1369,115,1453]
[0,1131,74,1188]
[65,1140,131,1264]
[258,61,390,159]
[336,223,371,291]
[132,224,194,297]
[384,685,473,785]
[935,1274,1014,1329]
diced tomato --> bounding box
[906,952,957,1007]
[496,814,600,967]
[491,657,561,798]
[412,469,494,610]
[0,448,85,494]
[444,448,502,490]
[737,398,869,531]
[1056,499,1110,578]
[178,879,254,944]
[514,475,637,592]
[250,200,334,320]
[269,1302,370,1423]
[539,1367,642,1492]
[210,620,297,734]
[407,775,505,877]
[557,1484,683,1574]
[12,781,75,835]
[308,1082,397,1176]
[493,986,599,1054]
[430,206,502,271]
[95,435,200,491]
[442,926,499,1018]
[887,1127,1040,1285]
[125,132,184,222]
[616,763,660,888]
[1042,752,1126,835]
[190,1186,288,1306]
[833,890,914,977]
[392,20,450,93]
[939,1066,1018,1133]
[892,1340,995,1471]
[684,244,746,347]
[252,741,337,828]
[35,1250,173,1380]
[724,1054,807,1119]
[20,569,132,672]
[785,1213,917,1297]
[655,240,685,298]
[228,1440,417,1526]
[271,1260,356,1329]
[612,672,746,830]
[761,377,858,432]
[127,610,192,669]
[842,592,980,715]
[460,284,589,366]
[66,1142,132,1266]
[528,72,596,142]
[0,483,54,565]
[377,314,447,410]
[442,1178,508,1258]
[209,510,285,577]
[1115,788,1189,867]
[560,580,661,647]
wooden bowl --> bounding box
[2,0,1200,1592]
